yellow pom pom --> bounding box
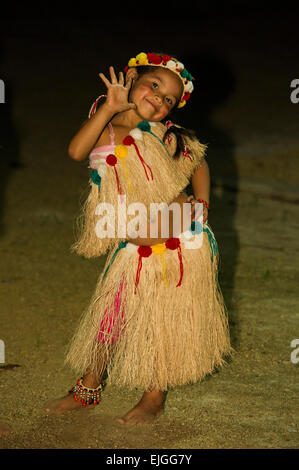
[128,58,137,67]
[115,145,128,159]
[177,100,186,108]
[136,52,148,65]
[152,243,166,255]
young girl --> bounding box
[44,52,231,425]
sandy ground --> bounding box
[0,8,298,449]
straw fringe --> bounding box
[66,231,232,391]
[71,123,207,259]
[66,123,231,390]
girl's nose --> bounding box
[154,93,162,104]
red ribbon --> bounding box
[123,136,153,181]
[134,246,152,294]
[106,154,122,194]
[165,238,184,286]
[176,243,184,287]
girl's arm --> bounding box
[190,160,210,223]
[191,159,210,204]
[68,103,115,161]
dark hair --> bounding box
[135,65,197,159]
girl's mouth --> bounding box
[145,98,158,111]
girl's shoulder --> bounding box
[93,125,113,148]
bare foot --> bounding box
[117,390,164,426]
[44,393,86,415]
[44,374,103,415]
[0,423,10,435]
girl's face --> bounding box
[129,68,184,121]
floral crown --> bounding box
[124,52,194,108]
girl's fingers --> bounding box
[119,71,124,85]
[109,66,118,84]
[99,73,111,88]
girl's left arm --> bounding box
[190,159,210,223]
[192,159,210,204]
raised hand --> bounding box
[99,66,136,115]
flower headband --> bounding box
[124,52,194,108]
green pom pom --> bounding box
[180,69,188,78]
[90,169,101,187]
[137,121,151,132]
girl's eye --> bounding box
[166,97,173,105]
[152,82,158,88]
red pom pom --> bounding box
[137,245,152,257]
[123,135,134,146]
[165,237,180,250]
[147,53,162,65]
[124,65,129,72]
[106,154,117,166]
[162,55,171,64]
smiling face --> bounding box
[128,67,184,122]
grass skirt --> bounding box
[65,224,232,391]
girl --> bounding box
[44,52,231,425]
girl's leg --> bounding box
[43,369,103,414]
[43,349,109,415]
[116,389,165,425]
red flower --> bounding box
[165,238,180,250]
[124,65,129,72]
[137,245,152,257]
[182,92,191,102]
[147,53,162,65]
[162,55,171,64]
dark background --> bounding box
[1,0,298,324]
[0,1,299,449]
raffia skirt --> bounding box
[65,224,232,391]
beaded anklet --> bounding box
[69,377,105,407]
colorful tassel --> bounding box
[115,145,133,193]
[134,246,152,294]
[106,154,122,194]
[203,226,218,262]
[90,169,102,188]
[102,241,128,280]
[137,121,171,157]
[165,238,183,286]
[152,243,168,286]
[123,135,153,181]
